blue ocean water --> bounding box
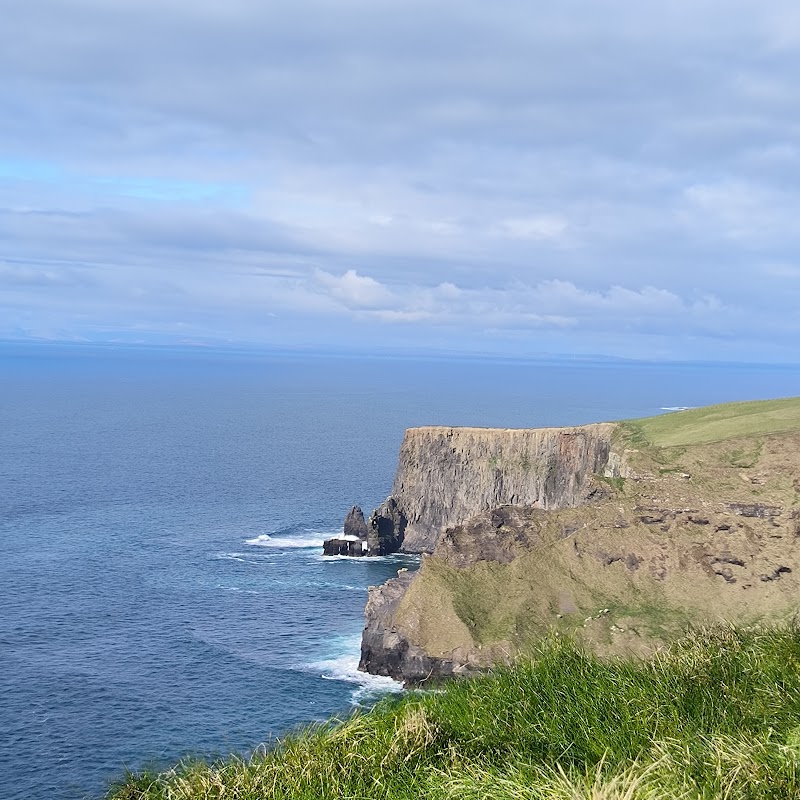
[1,344,799,800]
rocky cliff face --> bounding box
[367,498,406,555]
[359,410,800,684]
[371,423,619,554]
[359,570,469,681]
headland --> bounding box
[354,397,800,682]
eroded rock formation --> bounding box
[323,505,370,556]
[367,497,406,556]
[343,505,369,539]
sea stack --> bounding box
[322,505,369,556]
[343,505,369,539]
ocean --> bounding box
[2,343,799,800]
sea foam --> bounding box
[310,635,403,704]
[245,531,331,549]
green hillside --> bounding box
[624,396,800,448]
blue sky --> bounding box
[2,0,800,361]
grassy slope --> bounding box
[109,627,800,799]
[623,396,800,447]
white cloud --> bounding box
[313,268,394,308]
[307,269,727,336]
[1,0,799,358]
[533,280,683,314]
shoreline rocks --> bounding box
[322,535,367,557]
[324,500,409,557]
[367,497,407,555]
[358,570,473,684]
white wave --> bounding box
[245,532,328,549]
[660,406,693,411]
[294,580,365,591]
[315,654,403,702]
[309,636,403,703]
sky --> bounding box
[2,0,800,362]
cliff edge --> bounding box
[368,422,621,554]
[360,398,800,683]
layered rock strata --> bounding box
[367,423,620,554]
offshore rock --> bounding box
[343,505,369,539]
[323,506,370,557]
[323,506,371,558]
[369,424,619,554]
[322,536,366,556]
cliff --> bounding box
[360,398,800,683]
[369,423,620,554]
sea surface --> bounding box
[2,343,799,800]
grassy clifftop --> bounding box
[623,396,800,447]
[110,626,800,799]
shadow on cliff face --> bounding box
[368,498,407,555]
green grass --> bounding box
[108,626,800,799]
[622,397,800,448]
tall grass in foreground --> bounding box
[108,626,800,800]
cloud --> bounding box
[314,268,394,308]
[1,0,799,359]
[308,269,727,338]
